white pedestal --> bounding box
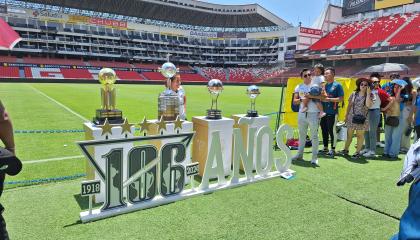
[192,116,234,177]
[84,122,135,203]
[232,114,271,170]
[148,119,193,183]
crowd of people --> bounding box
[292,64,419,164]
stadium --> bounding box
[0,0,419,239]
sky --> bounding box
[204,0,335,27]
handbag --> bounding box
[351,93,367,124]
[385,116,399,127]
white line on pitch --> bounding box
[28,85,89,122]
[23,155,84,164]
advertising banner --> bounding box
[189,31,217,38]
[343,0,375,16]
[374,0,414,10]
[217,32,246,38]
[299,27,322,36]
[68,15,127,29]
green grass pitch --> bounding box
[0,82,410,239]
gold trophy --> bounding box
[157,62,180,121]
[93,68,124,125]
[246,85,260,117]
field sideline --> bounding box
[0,82,410,239]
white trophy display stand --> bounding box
[147,119,193,184]
[84,122,135,203]
[192,116,234,177]
[232,114,270,170]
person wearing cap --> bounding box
[370,72,386,148]
[361,76,392,157]
[0,100,16,239]
[339,78,373,158]
[382,73,400,95]
[383,80,404,159]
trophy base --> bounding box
[206,109,222,120]
[93,109,124,125]
[246,110,259,117]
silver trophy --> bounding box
[206,79,223,120]
[158,62,180,121]
[246,85,260,117]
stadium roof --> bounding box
[18,0,291,28]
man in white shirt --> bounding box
[291,69,320,165]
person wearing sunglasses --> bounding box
[292,68,321,165]
[340,78,373,158]
[361,76,392,157]
[300,63,327,119]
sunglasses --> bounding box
[303,74,311,78]
[360,83,368,86]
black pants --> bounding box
[0,173,9,240]
[320,114,337,150]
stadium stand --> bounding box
[201,67,228,82]
[389,13,420,46]
[23,57,85,66]
[114,70,144,81]
[345,14,408,49]
[309,20,368,50]
[0,66,20,78]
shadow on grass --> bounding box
[341,155,369,164]
[74,194,102,210]
[292,159,318,168]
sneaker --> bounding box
[301,107,308,113]
[400,148,408,154]
[311,159,319,165]
[291,154,303,161]
[376,142,385,148]
[319,112,327,119]
[351,153,362,159]
[320,148,329,154]
[382,153,390,158]
[363,151,375,157]
[326,149,335,157]
[338,149,349,156]
[360,149,370,154]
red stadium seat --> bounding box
[310,20,368,50]
[345,14,407,49]
[389,14,420,46]
[115,70,144,80]
[0,66,19,78]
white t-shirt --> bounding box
[369,90,381,109]
[294,83,320,113]
[177,88,186,120]
[311,75,325,87]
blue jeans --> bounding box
[391,180,420,240]
[384,114,404,157]
[364,109,381,152]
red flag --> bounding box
[0,18,21,50]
